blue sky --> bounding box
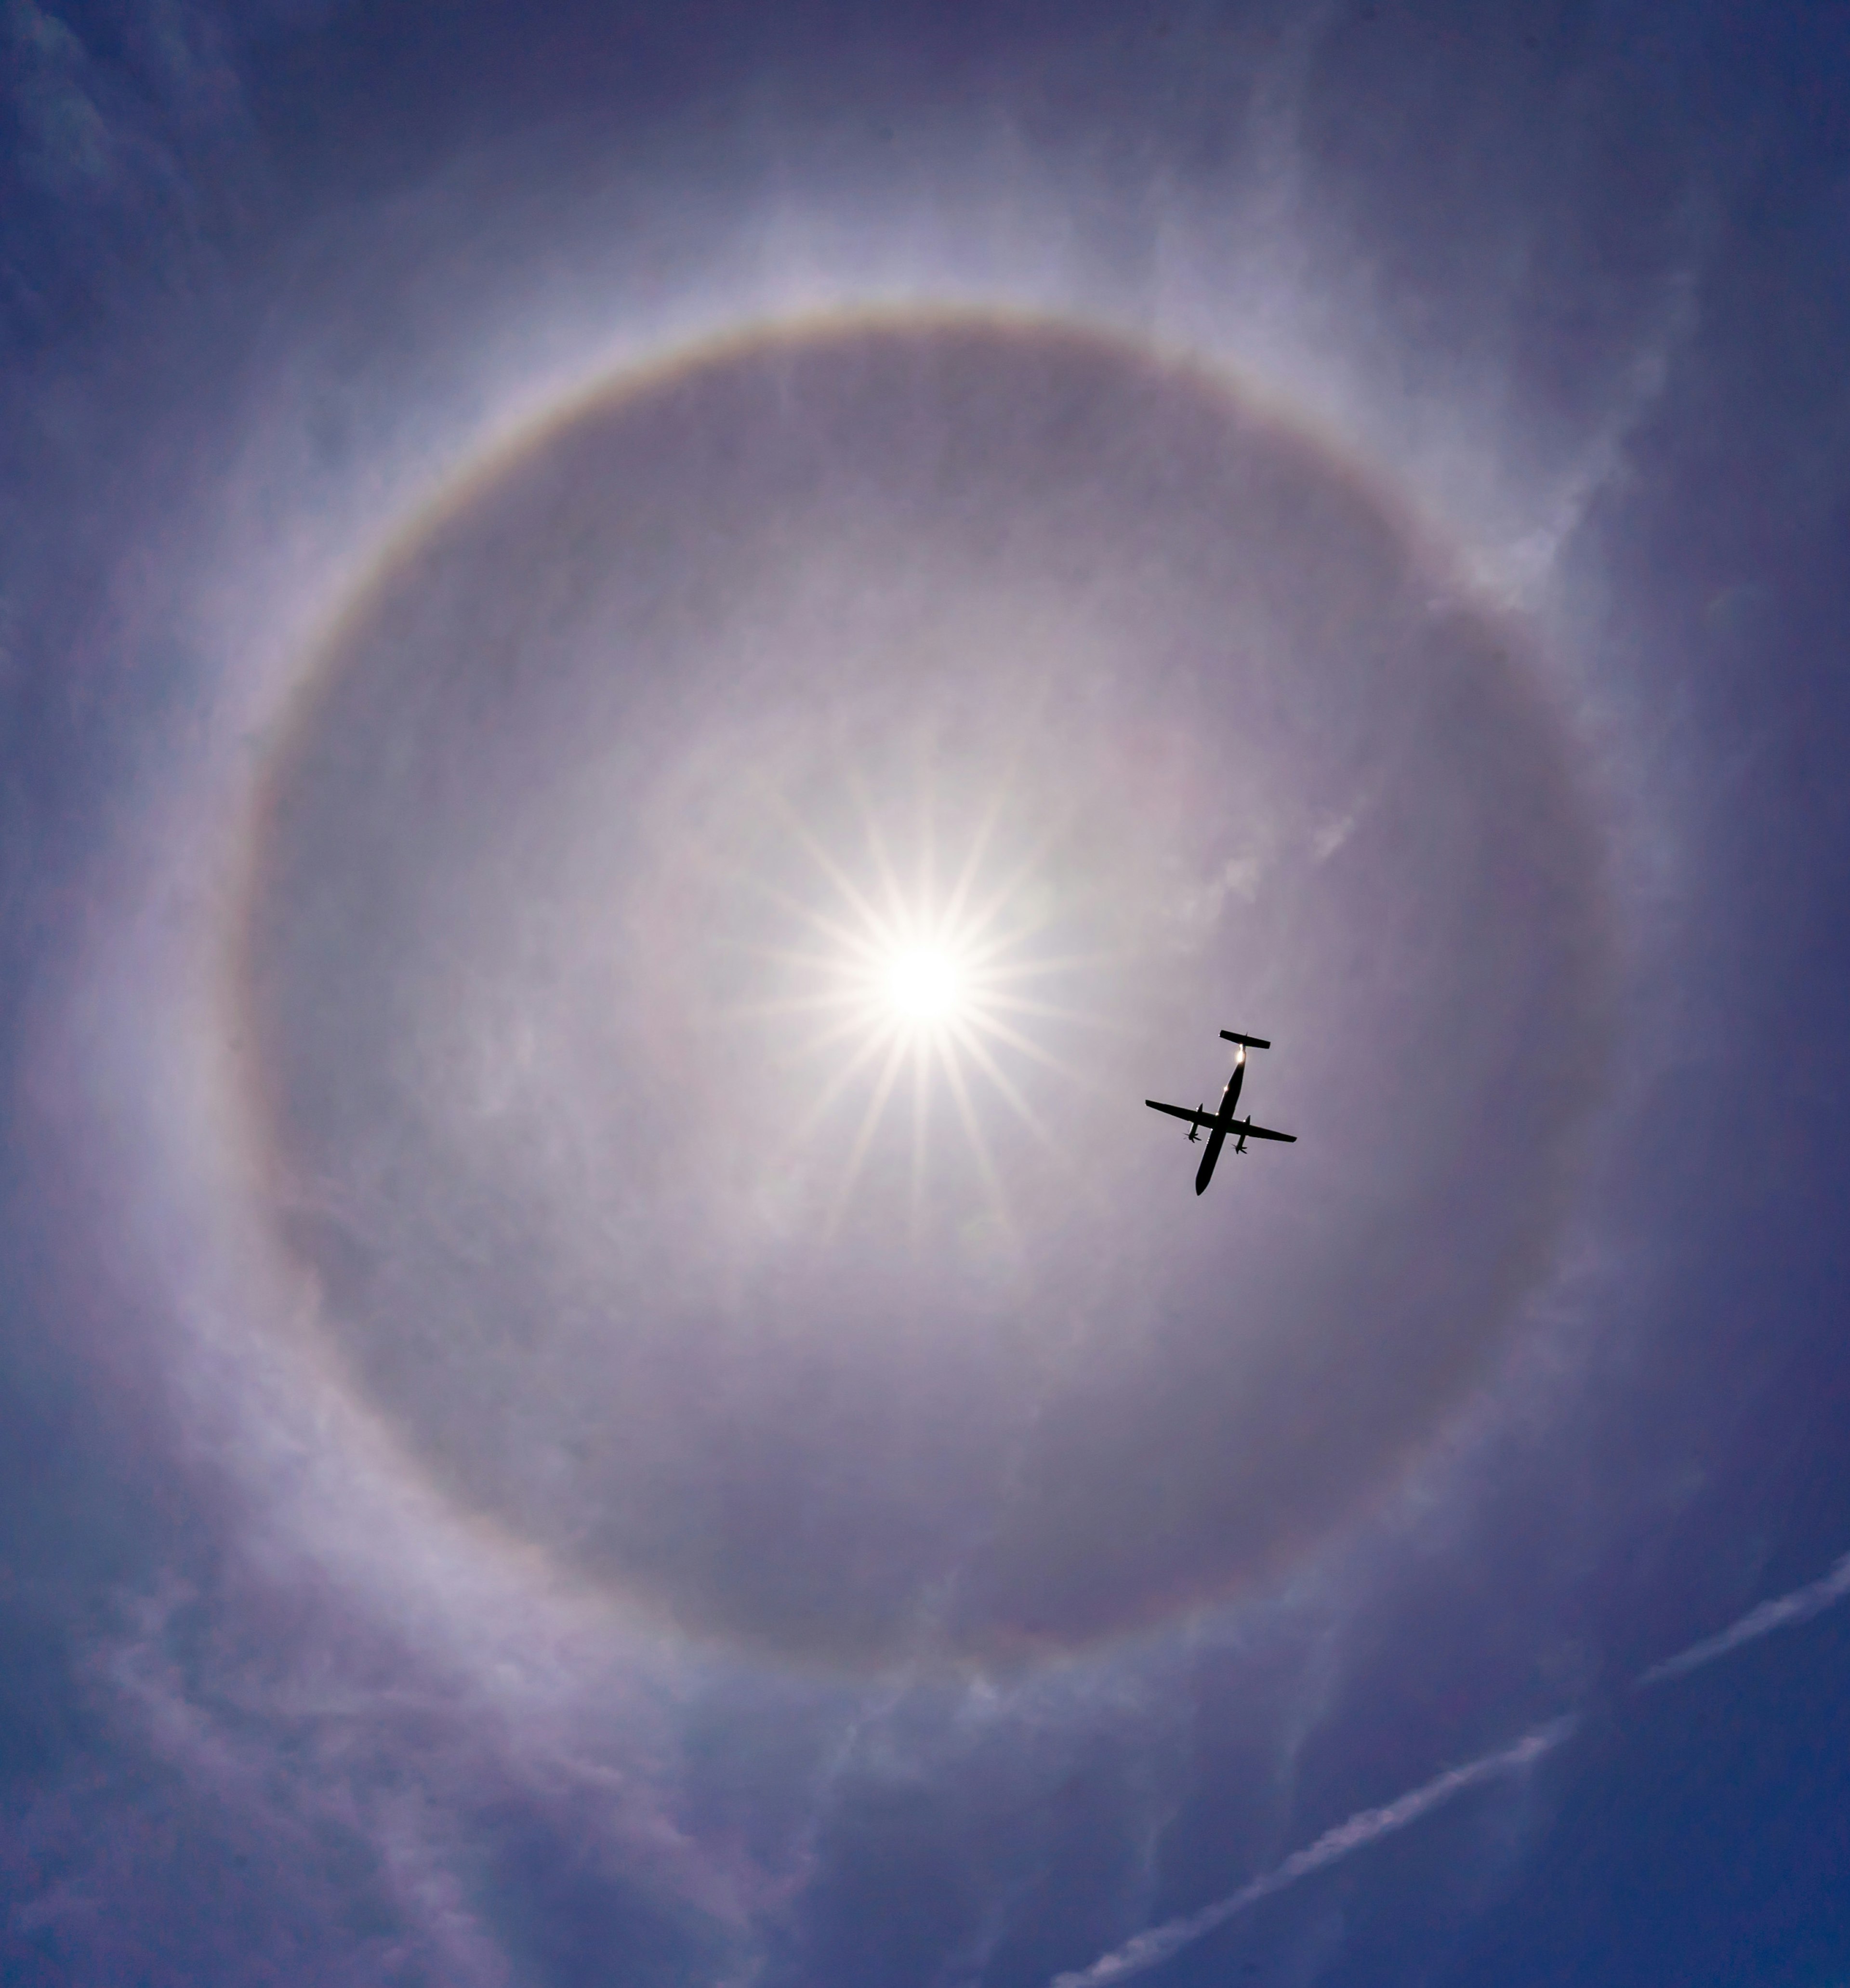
[4,4,1850,1985]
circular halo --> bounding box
[232,310,1612,1669]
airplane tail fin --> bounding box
[1220,1030,1271,1049]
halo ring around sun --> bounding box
[231,308,1612,1670]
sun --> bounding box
[721,778,1107,1239]
[882,943,969,1025]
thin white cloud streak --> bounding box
[1049,1718,1576,1988]
[1054,1543,1850,1988]
[1636,1548,1850,1688]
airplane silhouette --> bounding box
[1146,1030,1296,1193]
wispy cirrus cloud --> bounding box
[1050,1720,1576,1988]
[1054,1539,1850,1988]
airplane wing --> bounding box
[1237,1121,1296,1143]
[1146,1100,1218,1130]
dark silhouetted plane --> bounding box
[1146,1030,1296,1193]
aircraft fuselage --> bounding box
[1194,1049,1246,1194]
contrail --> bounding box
[1053,1543,1850,1988]
[1048,1718,1576,1988]
[1635,1548,1850,1688]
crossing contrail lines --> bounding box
[1051,1545,1850,1988]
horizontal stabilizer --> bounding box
[1220,1030,1271,1049]
[1146,1100,1218,1130]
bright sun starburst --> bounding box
[881,943,968,1025]
[724,777,1110,1241]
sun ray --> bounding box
[938,1035,1016,1244]
[786,1017,903,1145]
[910,1035,931,1251]
[783,1003,908,1068]
[847,765,913,936]
[720,986,884,1023]
[772,792,902,945]
[973,950,1123,982]
[955,808,1080,950]
[913,745,938,933]
[948,1019,1064,1161]
[976,994,1132,1031]
[729,874,899,967]
[959,1007,1100,1087]
[827,1027,912,1236]
[679,835,895,958]
[938,779,1011,933]
[959,911,1090,968]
